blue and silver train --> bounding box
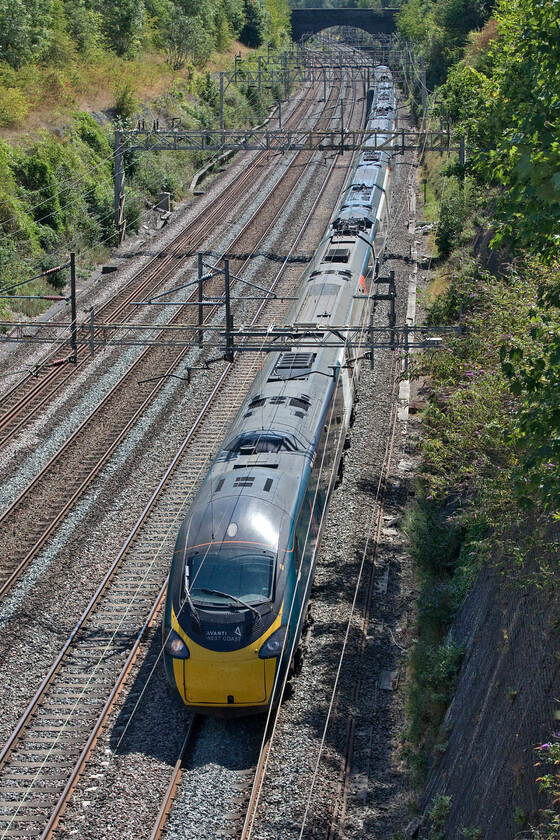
[162,66,396,714]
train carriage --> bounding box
[163,66,396,714]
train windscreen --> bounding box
[186,545,275,605]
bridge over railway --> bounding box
[290,7,398,41]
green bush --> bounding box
[114,82,139,120]
[436,181,464,259]
[405,501,463,580]
[0,86,28,125]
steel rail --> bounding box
[0,76,343,604]
[238,67,367,840]
[147,717,199,840]
[0,61,366,840]
[324,337,402,840]
[235,48,407,840]
[0,78,351,840]
[0,350,249,840]
[0,79,321,444]
[141,71,362,840]
[38,579,170,840]
[0,158,258,439]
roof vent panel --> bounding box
[233,476,255,488]
[271,352,317,380]
[324,248,350,264]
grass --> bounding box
[0,38,258,137]
[0,51,194,134]
[0,37,296,321]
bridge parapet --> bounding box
[291,8,398,42]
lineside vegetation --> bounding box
[0,0,291,319]
[398,0,560,831]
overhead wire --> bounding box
[243,57,383,837]
[297,378,398,840]
[96,52,365,796]
[0,237,283,835]
[0,52,412,836]
[45,79,346,762]
[295,87,451,840]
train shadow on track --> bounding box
[107,625,264,770]
[108,626,192,765]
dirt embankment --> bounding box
[419,537,560,838]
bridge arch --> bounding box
[290,8,398,42]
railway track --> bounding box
[0,75,361,834]
[242,84,416,837]
[324,352,401,840]
[0,49,409,840]
[139,64,371,840]
[0,339,272,840]
[0,74,326,447]
[0,77,348,602]
[149,713,270,840]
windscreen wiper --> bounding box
[183,586,203,632]
[195,587,260,618]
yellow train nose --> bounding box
[168,607,284,711]
[172,648,277,708]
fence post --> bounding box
[220,73,224,134]
[198,253,204,348]
[113,131,126,244]
[459,135,466,166]
[89,309,95,357]
[421,57,427,130]
[389,270,396,349]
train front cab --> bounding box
[163,492,296,715]
[166,605,284,714]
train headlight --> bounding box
[258,626,288,659]
[165,629,190,659]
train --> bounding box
[162,65,396,714]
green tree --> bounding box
[397,0,494,86]
[501,278,560,515]
[437,0,560,260]
[262,0,289,36]
[240,0,268,47]
[214,7,233,51]
[0,0,53,68]
[63,0,103,53]
[163,7,194,68]
[176,0,215,32]
[222,0,245,35]
[163,12,213,67]
[96,0,145,55]
[483,0,560,259]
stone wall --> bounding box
[421,550,560,838]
